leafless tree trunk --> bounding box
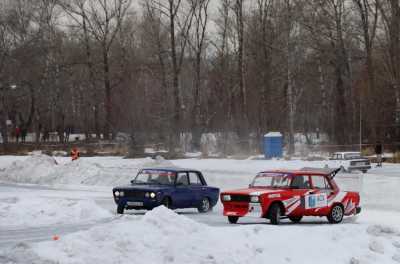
[285,0,295,155]
[234,0,249,143]
[353,0,379,140]
[189,0,210,150]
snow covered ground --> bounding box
[0,154,399,263]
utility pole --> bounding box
[359,98,362,153]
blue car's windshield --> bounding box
[251,173,291,188]
[133,170,176,185]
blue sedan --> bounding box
[112,167,220,214]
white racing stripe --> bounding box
[286,200,301,214]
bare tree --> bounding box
[353,0,379,139]
[188,0,210,150]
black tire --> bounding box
[288,216,303,223]
[198,197,211,213]
[162,197,172,209]
[228,216,239,224]
[362,170,367,174]
[117,203,124,214]
[269,203,282,225]
[327,204,344,224]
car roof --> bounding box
[259,169,330,176]
[333,151,360,154]
[140,167,201,173]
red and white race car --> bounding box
[220,168,361,225]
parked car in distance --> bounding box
[326,152,371,173]
[113,167,219,214]
[220,168,361,225]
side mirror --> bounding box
[130,180,135,184]
[248,184,253,188]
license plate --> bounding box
[127,201,143,206]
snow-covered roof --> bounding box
[264,132,282,137]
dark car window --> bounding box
[176,172,189,186]
[344,153,362,160]
[290,175,311,189]
[134,170,176,185]
[188,172,203,185]
[311,175,331,190]
[251,173,291,188]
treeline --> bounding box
[0,0,399,154]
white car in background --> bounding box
[325,152,371,173]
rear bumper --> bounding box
[348,165,371,171]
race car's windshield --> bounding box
[133,170,176,185]
[344,153,362,160]
[251,173,291,188]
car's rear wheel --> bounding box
[162,197,172,209]
[269,203,282,225]
[198,197,211,213]
[228,216,239,224]
[327,204,344,224]
[288,215,303,223]
[117,203,125,214]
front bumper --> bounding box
[223,202,263,218]
[348,165,371,171]
[114,197,161,210]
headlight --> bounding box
[114,191,120,196]
[222,195,231,201]
[150,192,156,198]
[250,196,259,203]
[119,191,124,197]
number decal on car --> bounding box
[305,193,327,209]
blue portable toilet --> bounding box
[264,132,283,159]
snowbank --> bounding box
[2,207,398,264]
[0,154,173,186]
[0,196,112,227]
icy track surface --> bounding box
[0,154,400,264]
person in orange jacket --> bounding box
[71,147,80,161]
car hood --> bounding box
[222,187,285,196]
[113,184,173,192]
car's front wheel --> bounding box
[228,216,239,224]
[288,215,303,223]
[198,197,211,213]
[117,203,125,214]
[327,204,344,224]
[162,197,172,209]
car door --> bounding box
[172,172,194,208]
[308,175,333,215]
[289,175,312,215]
[188,171,205,206]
